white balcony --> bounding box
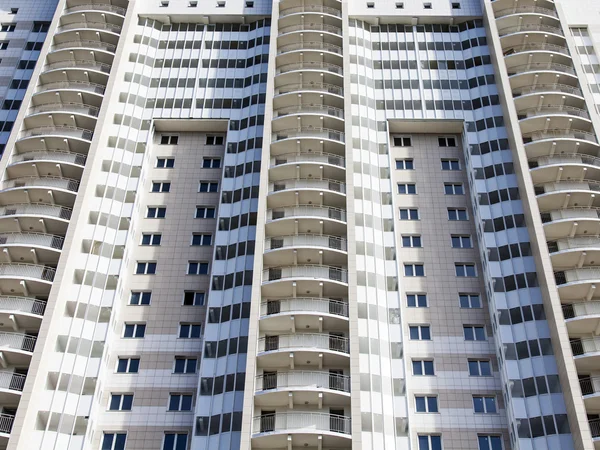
[563,301,600,334]
[580,377,600,411]
[49,39,116,53]
[64,4,127,16]
[266,205,347,237]
[56,21,122,34]
[260,297,349,331]
[36,80,106,95]
[0,296,46,316]
[278,23,342,36]
[272,127,344,142]
[10,150,87,167]
[278,42,342,55]
[28,102,99,118]
[275,82,343,97]
[43,60,112,74]
[270,151,344,168]
[556,267,600,301]
[19,126,94,141]
[265,234,347,252]
[0,413,14,438]
[269,178,346,194]
[498,24,563,37]
[263,265,348,284]
[277,61,342,75]
[279,5,341,18]
[513,83,582,98]
[258,333,349,354]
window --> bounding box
[109,394,133,411]
[32,22,50,32]
[413,360,434,375]
[438,136,456,147]
[455,264,476,277]
[409,325,431,340]
[452,2,461,9]
[163,433,188,450]
[124,323,146,338]
[460,294,481,309]
[141,234,162,245]
[402,235,422,248]
[464,325,486,341]
[396,2,404,8]
[160,135,178,145]
[117,358,140,373]
[216,1,226,7]
[189,1,198,6]
[405,264,425,277]
[441,159,460,170]
[206,135,224,145]
[147,206,166,218]
[473,396,497,414]
[393,136,412,147]
[183,291,205,306]
[129,291,151,305]
[195,206,216,218]
[152,181,171,193]
[160,1,169,6]
[203,158,221,168]
[136,262,156,274]
[179,323,202,338]
[9,8,18,14]
[17,60,35,69]
[168,394,193,411]
[423,2,432,9]
[245,1,254,6]
[0,41,8,50]
[444,183,464,195]
[400,208,419,220]
[396,159,414,170]
[448,208,468,221]
[468,359,492,377]
[174,357,197,374]
[478,435,502,450]
[192,234,212,246]
[451,235,472,248]
[187,261,209,275]
[367,2,375,8]
[407,294,428,307]
[0,24,16,32]
[418,435,442,450]
[102,433,127,450]
[415,395,438,413]
[198,181,219,192]
[398,183,417,194]
[156,158,174,168]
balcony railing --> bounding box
[253,412,351,435]
[504,43,569,56]
[278,41,342,55]
[0,371,26,392]
[11,150,87,166]
[0,203,72,220]
[64,4,127,15]
[0,296,46,316]
[36,81,106,95]
[278,23,342,36]
[19,126,93,141]
[555,267,600,285]
[0,332,37,353]
[279,5,342,17]
[43,59,112,73]
[498,24,564,37]
[496,5,558,18]
[563,301,600,320]
[513,83,582,97]
[520,105,589,120]
[275,82,343,96]
[275,105,344,118]
[530,153,600,170]
[50,39,116,53]
[0,263,55,283]
[265,234,347,252]
[0,414,14,434]
[1,176,80,193]
[523,129,597,144]
[277,61,343,75]
[269,178,346,194]
[260,297,349,317]
[508,62,575,76]
[266,205,347,222]
[28,102,100,117]
[257,333,349,354]
[590,418,600,439]
[536,179,600,195]
[0,232,64,250]
[263,265,348,283]
[271,151,344,168]
[256,370,350,392]
[273,127,344,142]
[56,21,122,33]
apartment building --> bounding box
[0,0,598,449]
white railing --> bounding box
[579,376,600,397]
[0,331,37,352]
[0,203,72,220]
[273,127,344,142]
[0,296,46,316]
[19,126,93,141]
[275,105,344,118]
[520,105,589,120]
[266,205,346,222]
[531,153,600,169]
[257,333,349,353]
[279,5,341,17]
[271,151,344,168]
[36,80,106,95]
[552,237,600,252]
[269,178,346,194]
[279,23,342,36]
[43,59,111,73]
[558,267,600,284]
[56,21,122,33]
[0,232,64,250]
[513,83,582,97]
[0,414,14,434]
[537,180,600,194]
[50,39,116,52]
[0,371,26,392]
[496,5,558,18]
[28,102,99,117]
[64,3,127,15]
[523,129,597,143]
[278,41,342,55]
[252,412,351,435]
[263,265,348,283]
[508,62,575,76]
[1,176,80,193]
[275,82,343,96]
[563,301,600,320]
[11,150,87,166]
[498,24,563,37]
[590,418,600,439]
[256,370,350,392]
[265,234,347,252]
[505,43,569,56]
[277,61,342,75]
[260,297,349,317]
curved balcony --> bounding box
[264,234,347,267]
[270,152,345,171]
[262,265,348,299]
[278,42,342,56]
[64,4,127,16]
[1,176,80,194]
[274,105,344,120]
[571,337,600,371]
[272,127,344,144]
[0,232,64,251]
[519,105,589,121]
[555,267,600,301]
[28,102,100,118]
[589,418,600,441]
[56,21,122,34]
[36,81,106,96]
[495,6,558,19]
[0,413,14,439]
[0,203,72,222]
[0,332,36,361]
[0,371,26,394]
[279,5,342,18]
[18,126,93,143]
[541,207,600,240]
[252,412,351,448]
[498,23,564,38]
[523,129,597,146]
[266,205,347,237]
[263,265,348,284]
[275,82,343,97]
[279,23,342,37]
[43,59,112,74]
[260,297,349,331]
[269,178,346,195]
[580,376,600,411]
[508,62,575,77]
[0,263,55,282]
[265,234,347,252]
[513,83,583,98]
[549,236,600,265]
[535,180,600,211]
[257,333,350,368]
[277,61,343,76]
[49,39,116,53]
[563,301,600,334]
[504,43,569,57]
[255,370,350,407]
[10,150,87,167]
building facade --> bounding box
[0,0,598,449]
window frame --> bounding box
[187,261,209,275]
[116,357,140,374]
[464,325,486,341]
[468,359,492,377]
[407,293,428,308]
[123,323,146,339]
[415,395,439,413]
[109,393,134,411]
[473,396,497,414]
[409,324,431,340]
[402,235,422,248]
[412,359,435,376]
[147,206,166,218]
[129,291,151,306]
